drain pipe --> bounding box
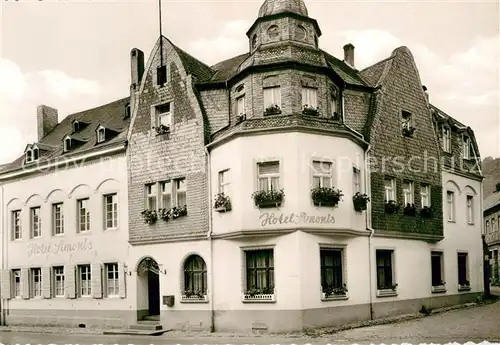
[364,144,375,320]
[204,146,215,332]
[0,184,4,325]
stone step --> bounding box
[142,315,160,321]
[103,328,168,336]
[129,323,163,331]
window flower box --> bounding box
[181,290,208,303]
[302,105,319,116]
[353,192,370,212]
[243,288,275,302]
[385,200,400,214]
[214,192,231,212]
[311,187,343,207]
[403,203,417,216]
[141,209,158,225]
[431,282,446,293]
[420,206,432,218]
[458,280,471,291]
[264,104,281,116]
[154,124,170,135]
[158,206,188,222]
[402,126,416,137]
[252,189,284,208]
[321,284,348,300]
[376,283,398,297]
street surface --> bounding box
[0,301,499,345]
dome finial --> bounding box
[258,0,308,18]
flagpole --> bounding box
[159,0,163,66]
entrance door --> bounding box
[148,270,160,315]
[137,257,161,318]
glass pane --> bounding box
[313,176,321,188]
[270,177,279,190]
[322,177,331,188]
[259,178,269,191]
[177,191,186,207]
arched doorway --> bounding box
[137,257,160,318]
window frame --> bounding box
[175,178,187,208]
[103,193,118,230]
[53,266,65,298]
[145,183,158,211]
[466,195,474,225]
[30,267,42,298]
[402,181,414,205]
[12,269,21,298]
[30,206,41,238]
[446,191,455,222]
[431,251,446,292]
[77,198,91,233]
[486,220,490,234]
[52,202,64,236]
[375,249,397,296]
[11,210,21,240]
[457,252,470,289]
[63,137,71,153]
[384,177,396,202]
[311,160,333,189]
[257,160,280,192]
[319,246,347,300]
[442,125,451,153]
[182,254,208,299]
[236,95,245,116]
[301,86,318,109]
[97,127,106,143]
[462,135,470,159]
[105,263,119,298]
[263,86,281,110]
[242,246,275,302]
[329,87,339,118]
[352,167,361,194]
[156,102,172,129]
[78,264,92,297]
[218,169,230,195]
[421,184,431,208]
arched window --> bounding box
[64,138,71,152]
[183,255,207,296]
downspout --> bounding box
[0,184,4,325]
[204,147,215,332]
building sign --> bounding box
[27,238,93,258]
[259,211,336,227]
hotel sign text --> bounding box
[27,238,93,258]
[259,212,336,227]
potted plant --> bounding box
[154,124,170,135]
[264,104,281,116]
[311,186,343,207]
[353,192,370,212]
[385,200,400,214]
[420,206,432,218]
[323,284,348,298]
[402,126,416,137]
[251,189,285,208]
[302,104,319,116]
[141,209,158,225]
[214,192,231,212]
[184,290,205,299]
[403,203,417,216]
[158,205,188,221]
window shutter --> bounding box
[65,264,76,299]
[1,269,11,299]
[91,263,102,299]
[21,268,30,299]
[42,267,51,299]
[118,262,127,298]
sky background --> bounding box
[0,0,499,164]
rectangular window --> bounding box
[312,161,333,188]
[457,253,469,286]
[175,178,187,207]
[156,102,172,128]
[53,266,65,297]
[145,183,157,211]
[431,252,444,287]
[402,181,414,205]
[442,126,451,152]
[218,169,230,195]
[97,128,105,143]
[463,136,470,159]
[30,268,42,297]
[236,95,245,116]
[52,203,64,235]
[330,89,338,116]
[245,249,274,294]
[493,218,497,232]
[263,86,281,109]
[30,207,41,238]
[401,110,413,130]
[376,249,394,290]
[104,194,118,229]
[384,178,396,202]
[421,184,430,207]
[320,248,344,293]
[257,161,280,191]
[447,191,455,221]
[78,264,91,297]
[157,65,167,85]
[77,198,90,233]
[160,180,172,210]
[105,263,119,297]
[466,195,474,224]
[352,167,361,194]
[301,87,318,108]
[12,269,21,298]
[12,210,21,240]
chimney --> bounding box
[496,183,500,193]
[130,48,145,118]
[343,43,355,68]
[423,85,429,102]
[37,105,58,141]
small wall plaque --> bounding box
[163,295,174,307]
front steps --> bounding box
[103,316,168,336]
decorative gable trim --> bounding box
[71,119,90,133]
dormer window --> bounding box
[33,147,39,160]
[25,150,32,163]
[442,126,451,152]
[73,121,80,132]
[463,135,471,159]
[24,144,40,164]
[125,104,131,118]
[63,137,71,152]
[97,127,106,143]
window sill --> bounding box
[431,285,447,293]
[180,295,209,303]
[321,292,348,301]
[467,222,475,226]
[376,289,398,298]
[53,233,65,237]
[242,293,275,303]
[458,285,471,292]
[77,231,92,236]
[447,220,456,223]
[104,227,119,232]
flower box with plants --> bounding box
[158,205,188,222]
[403,203,417,216]
[214,192,231,212]
[264,104,281,116]
[302,104,319,116]
[385,200,400,214]
[181,290,208,302]
[458,280,471,291]
[377,283,398,297]
[311,186,343,207]
[154,124,170,135]
[353,192,370,212]
[141,209,158,225]
[420,206,432,218]
[321,284,348,300]
[243,287,275,302]
[402,126,416,137]
[431,281,446,293]
[251,189,284,208]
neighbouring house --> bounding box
[484,183,500,294]
[0,99,133,327]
